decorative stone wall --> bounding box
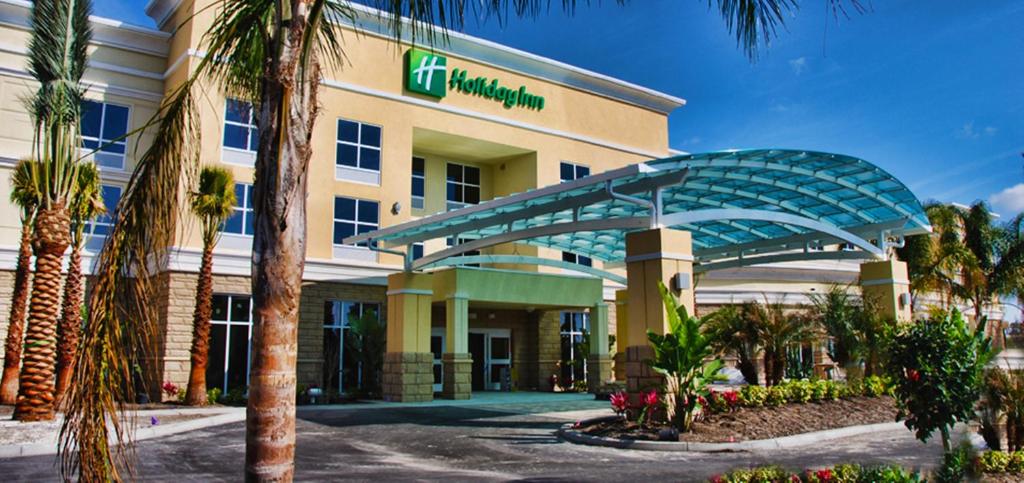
[382,352,433,402]
[441,353,472,399]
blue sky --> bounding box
[100,0,1023,216]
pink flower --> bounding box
[643,390,659,408]
[610,391,629,414]
[722,390,740,407]
[816,468,833,481]
[161,381,179,398]
[907,369,920,382]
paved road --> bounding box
[0,395,944,482]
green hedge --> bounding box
[709,463,920,482]
[720,377,893,413]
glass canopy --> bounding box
[346,149,931,273]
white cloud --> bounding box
[788,57,807,75]
[956,121,998,140]
[684,136,701,146]
[989,183,1024,216]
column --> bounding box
[613,290,628,381]
[860,258,911,323]
[442,295,471,399]
[587,302,613,393]
[624,228,694,395]
[382,272,435,402]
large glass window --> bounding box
[84,185,122,238]
[221,183,254,236]
[81,100,129,169]
[223,99,258,152]
[334,196,378,247]
[322,301,381,395]
[445,162,480,210]
[559,312,589,387]
[207,294,252,394]
[336,119,381,172]
[559,162,590,183]
[411,156,425,210]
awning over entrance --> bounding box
[346,149,931,273]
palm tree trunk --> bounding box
[15,204,70,421]
[246,6,318,479]
[0,222,33,404]
[185,245,215,405]
[54,244,84,403]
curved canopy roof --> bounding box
[347,149,931,273]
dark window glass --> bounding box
[360,147,380,171]
[230,297,250,322]
[412,177,425,197]
[248,128,259,151]
[357,201,378,224]
[211,295,229,320]
[224,125,250,150]
[412,157,425,174]
[102,104,129,140]
[223,212,243,234]
[360,124,381,147]
[578,255,592,267]
[446,182,459,202]
[322,327,342,392]
[576,165,590,178]
[81,100,102,138]
[412,243,424,260]
[337,119,359,143]
[447,163,462,182]
[334,222,355,244]
[336,143,358,167]
[227,325,250,391]
[225,99,251,123]
[206,324,227,391]
[560,163,574,182]
[465,166,480,185]
[491,338,510,359]
[464,186,480,204]
[334,197,356,220]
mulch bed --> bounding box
[580,396,899,443]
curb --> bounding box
[558,418,906,452]
[0,408,246,459]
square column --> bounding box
[442,296,471,399]
[382,272,434,402]
[860,259,912,322]
[624,228,694,394]
[613,290,629,381]
[587,302,612,393]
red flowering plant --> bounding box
[161,381,179,400]
[609,391,629,417]
[637,389,659,427]
[706,389,740,414]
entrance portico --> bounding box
[383,266,606,402]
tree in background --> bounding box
[14,0,91,422]
[55,162,105,402]
[749,299,815,386]
[0,160,40,404]
[184,167,237,406]
[809,286,860,375]
[345,309,386,397]
[705,304,761,385]
[63,0,840,479]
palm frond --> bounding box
[191,166,237,246]
[9,158,41,221]
[68,162,105,247]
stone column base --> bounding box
[625,345,663,396]
[441,353,472,400]
[613,352,626,381]
[587,355,613,394]
[382,352,434,403]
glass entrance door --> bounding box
[467,329,512,391]
[430,328,445,393]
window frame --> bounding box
[559,161,590,183]
[80,99,131,170]
[323,300,381,393]
[208,293,254,394]
[221,182,255,237]
[84,184,123,239]
[333,196,379,248]
[445,162,481,211]
[335,118,383,173]
[411,156,426,210]
[222,98,258,154]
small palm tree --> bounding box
[15,0,92,422]
[54,163,105,402]
[184,167,236,406]
[0,160,41,405]
[749,299,815,386]
[705,304,761,385]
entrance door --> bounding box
[430,328,445,393]
[469,333,486,391]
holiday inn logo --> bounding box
[406,49,447,98]
[404,48,547,112]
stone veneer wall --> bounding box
[0,270,15,371]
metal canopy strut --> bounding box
[346,149,932,277]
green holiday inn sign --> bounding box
[405,48,546,111]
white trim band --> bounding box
[386,289,433,296]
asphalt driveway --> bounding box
[0,392,944,482]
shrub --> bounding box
[830,463,860,483]
[845,378,864,397]
[980,450,1011,473]
[862,375,891,397]
[857,465,921,482]
[810,380,829,402]
[1009,450,1024,473]
[934,442,974,482]
[709,464,921,483]
[206,387,221,405]
[740,385,768,407]
[765,385,787,406]
[785,380,813,403]
[887,309,993,451]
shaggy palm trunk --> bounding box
[763,349,776,386]
[246,5,317,480]
[55,245,84,402]
[185,245,215,405]
[15,204,70,421]
[0,222,33,404]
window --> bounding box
[333,196,378,247]
[446,162,480,210]
[561,251,592,267]
[222,183,254,236]
[412,242,424,260]
[336,119,381,172]
[223,99,258,152]
[560,312,589,386]
[839,242,856,251]
[81,100,129,169]
[207,294,252,394]
[84,185,122,238]
[559,162,590,183]
[411,157,425,210]
[447,237,480,267]
[323,301,381,394]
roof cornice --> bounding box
[0,0,169,57]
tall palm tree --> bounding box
[14,0,91,423]
[0,160,41,405]
[62,0,813,480]
[54,163,105,402]
[184,167,236,406]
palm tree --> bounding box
[749,299,815,386]
[184,167,236,406]
[54,163,105,402]
[0,160,41,405]
[62,0,814,480]
[14,0,91,423]
[705,304,761,385]
[808,285,860,373]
